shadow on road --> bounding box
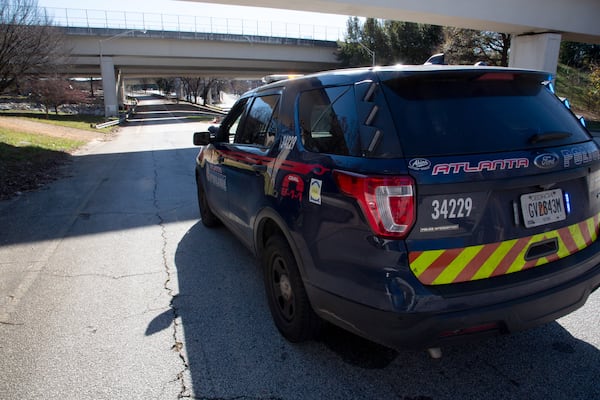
[0,99,214,246]
[0,146,201,246]
[170,221,600,399]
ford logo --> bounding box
[534,153,559,169]
[408,158,431,171]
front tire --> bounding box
[196,175,220,228]
[263,235,321,342]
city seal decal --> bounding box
[309,179,322,205]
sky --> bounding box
[38,0,352,33]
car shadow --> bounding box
[169,220,600,399]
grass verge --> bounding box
[0,111,114,133]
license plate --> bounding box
[520,189,566,228]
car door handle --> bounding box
[252,164,267,174]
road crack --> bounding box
[41,271,163,280]
[153,151,190,399]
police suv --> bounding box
[193,65,600,350]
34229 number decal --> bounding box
[431,197,473,220]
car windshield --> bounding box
[379,71,591,157]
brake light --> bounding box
[333,170,415,239]
[476,72,515,81]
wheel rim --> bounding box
[271,254,295,322]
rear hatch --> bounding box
[378,69,600,285]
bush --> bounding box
[589,65,600,113]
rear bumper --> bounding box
[306,261,600,349]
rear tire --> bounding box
[263,235,321,342]
[196,175,220,228]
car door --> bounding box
[220,93,281,248]
[201,98,248,223]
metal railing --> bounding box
[43,7,345,42]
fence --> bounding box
[43,7,345,42]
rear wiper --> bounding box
[528,131,572,144]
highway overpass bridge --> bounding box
[63,28,339,78]
[61,25,339,117]
[55,1,600,117]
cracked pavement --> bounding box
[0,98,199,399]
[153,147,190,398]
[1,97,598,400]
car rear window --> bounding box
[298,85,356,156]
[380,71,591,157]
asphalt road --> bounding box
[1,97,598,400]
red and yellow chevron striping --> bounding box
[408,214,600,285]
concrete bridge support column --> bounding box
[509,32,562,76]
[100,56,119,118]
[116,69,125,109]
[175,78,184,102]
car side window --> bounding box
[227,113,244,143]
[298,85,357,156]
[218,98,249,143]
[235,94,280,147]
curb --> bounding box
[94,106,136,129]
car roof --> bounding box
[252,64,551,96]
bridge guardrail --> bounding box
[43,7,344,42]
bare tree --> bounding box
[156,77,175,96]
[180,76,202,104]
[230,79,260,95]
[200,77,218,105]
[0,0,66,93]
[28,76,88,116]
[180,76,219,105]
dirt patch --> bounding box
[0,116,116,200]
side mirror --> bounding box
[193,131,212,146]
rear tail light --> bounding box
[333,170,415,239]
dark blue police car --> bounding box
[193,65,600,350]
